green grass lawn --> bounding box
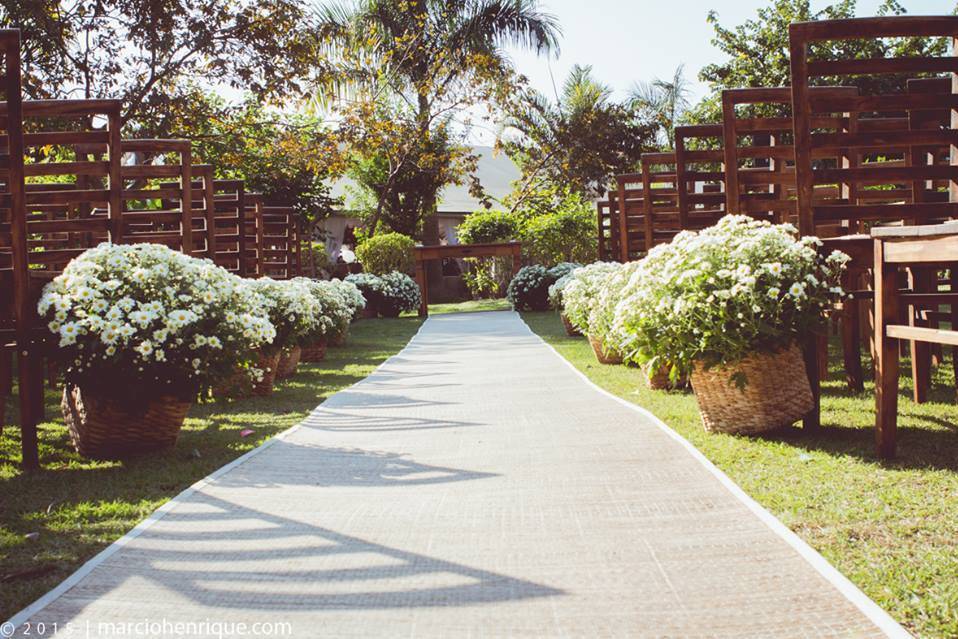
[0,316,422,620]
[428,298,511,315]
[522,310,958,639]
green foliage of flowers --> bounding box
[559,262,624,338]
[292,277,359,343]
[246,278,323,350]
[378,271,422,317]
[507,262,581,312]
[506,265,552,311]
[38,243,277,404]
[613,216,848,380]
[545,262,582,309]
[345,272,385,310]
[329,278,366,320]
[355,232,416,275]
[346,271,419,317]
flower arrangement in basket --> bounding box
[613,216,848,434]
[345,272,383,318]
[560,262,625,363]
[38,243,276,458]
[294,278,357,359]
[332,278,366,320]
[326,279,365,345]
[247,278,323,383]
[377,271,421,318]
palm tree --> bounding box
[315,0,560,270]
[629,64,691,149]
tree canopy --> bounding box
[314,0,560,248]
[1,0,321,128]
[500,64,655,204]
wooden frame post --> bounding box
[414,242,522,318]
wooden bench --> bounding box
[873,222,958,459]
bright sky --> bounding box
[505,0,956,105]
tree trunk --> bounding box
[417,92,443,288]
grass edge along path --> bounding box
[0,316,423,620]
[521,310,958,639]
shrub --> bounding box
[355,232,415,275]
[612,216,849,384]
[560,262,623,337]
[248,278,324,350]
[519,205,597,267]
[507,265,554,311]
[378,271,421,317]
[457,209,518,244]
[38,243,276,404]
[458,210,520,298]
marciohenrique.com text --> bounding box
[1,619,294,638]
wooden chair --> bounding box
[639,151,683,251]
[243,193,265,278]
[873,222,958,459]
[15,98,124,463]
[212,179,246,275]
[0,29,32,467]
[119,139,193,254]
[790,15,958,425]
[674,124,727,232]
[596,192,620,261]
[613,172,646,262]
[260,205,300,279]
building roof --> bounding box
[329,146,520,217]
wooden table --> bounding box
[873,222,958,459]
[413,242,521,317]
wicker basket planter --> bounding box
[328,329,347,347]
[643,364,672,390]
[215,350,281,398]
[560,313,581,337]
[588,334,623,365]
[301,338,327,363]
[690,344,813,435]
[276,346,302,380]
[61,385,191,459]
